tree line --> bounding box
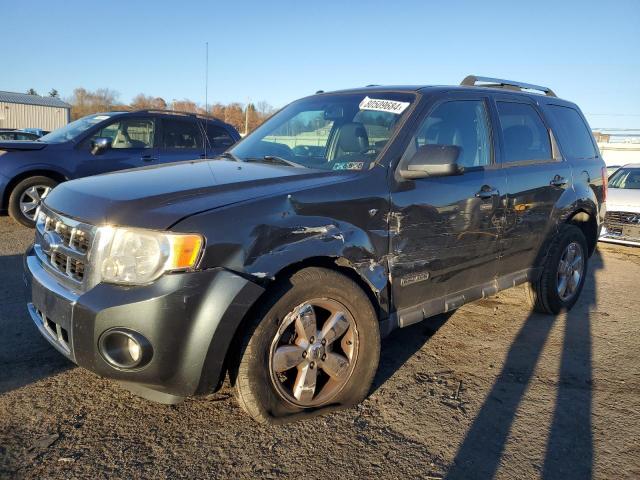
[26,87,276,134]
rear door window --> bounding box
[162,118,202,149]
[545,105,597,160]
[497,102,552,163]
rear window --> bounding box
[206,124,235,149]
[497,102,552,163]
[546,105,597,160]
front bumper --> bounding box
[599,231,640,247]
[0,172,9,213]
[24,245,264,402]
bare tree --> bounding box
[171,99,199,113]
[68,87,120,119]
[131,94,167,110]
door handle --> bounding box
[550,175,568,187]
[475,186,499,200]
[141,155,157,162]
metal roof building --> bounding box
[0,91,71,131]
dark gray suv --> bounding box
[24,76,606,423]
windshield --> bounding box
[39,113,118,143]
[609,167,640,189]
[229,92,415,171]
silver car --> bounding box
[600,163,640,246]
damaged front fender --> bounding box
[171,167,393,318]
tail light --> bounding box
[601,166,608,202]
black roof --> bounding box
[317,76,574,105]
[91,109,229,124]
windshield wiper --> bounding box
[217,151,242,162]
[245,155,306,168]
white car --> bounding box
[600,163,640,246]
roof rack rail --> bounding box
[460,75,557,97]
[130,109,224,121]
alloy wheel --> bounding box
[268,299,358,408]
[19,185,51,221]
[557,241,584,302]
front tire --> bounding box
[234,267,380,424]
[528,224,588,314]
[8,176,57,228]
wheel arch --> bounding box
[566,209,598,256]
[205,256,385,394]
[2,169,67,210]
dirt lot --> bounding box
[0,216,638,479]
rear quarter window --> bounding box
[545,105,597,160]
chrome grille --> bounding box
[603,211,640,241]
[29,304,71,354]
[604,211,640,227]
[34,207,95,289]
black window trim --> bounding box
[493,97,562,168]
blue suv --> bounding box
[0,110,240,226]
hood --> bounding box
[44,159,352,229]
[607,187,640,211]
[0,140,47,151]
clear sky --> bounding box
[2,0,639,129]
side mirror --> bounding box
[400,144,462,179]
[91,137,112,155]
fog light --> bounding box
[127,337,141,363]
[99,329,152,369]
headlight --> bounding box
[94,226,203,285]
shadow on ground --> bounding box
[446,251,603,479]
[372,312,452,394]
[0,254,73,394]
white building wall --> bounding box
[598,142,640,167]
[0,102,70,130]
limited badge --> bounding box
[359,96,410,115]
[333,162,365,171]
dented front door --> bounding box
[388,95,507,314]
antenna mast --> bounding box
[204,41,209,158]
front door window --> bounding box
[94,119,155,149]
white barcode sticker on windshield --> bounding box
[359,96,410,115]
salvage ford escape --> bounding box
[24,76,606,423]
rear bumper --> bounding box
[24,245,264,402]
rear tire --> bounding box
[8,176,57,228]
[234,267,380,424]
[527,224,588,314]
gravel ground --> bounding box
[0,216,639,479]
